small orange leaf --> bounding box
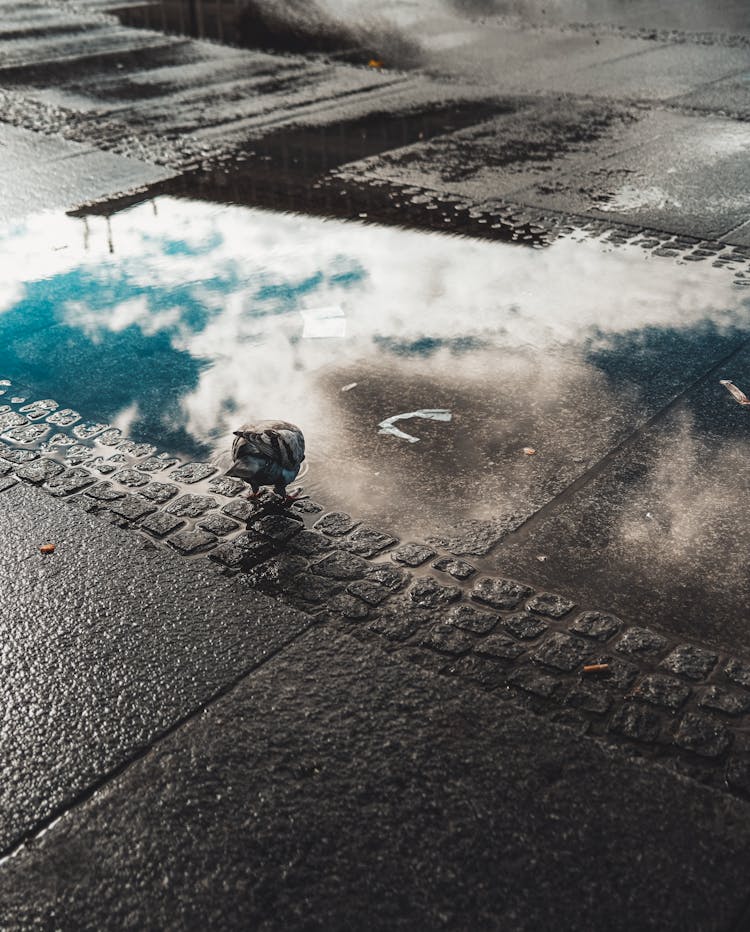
[368,59,384,68]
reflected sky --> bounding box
[1,197,748,538]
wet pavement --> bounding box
[4,1,750,929]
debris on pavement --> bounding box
[39,543,56,554]
[377,409,452,443]
[582,663,610,676]
[368,59,384,68]
[719,380,750,405]
[523,447,536,455]
[341,382,358,392]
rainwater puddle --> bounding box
[1,196,748,542]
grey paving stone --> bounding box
[313,512,359,536]
[609,704,663,743]
[570,611,622,641]
[444,654,508,689]
[532,633,592,673]
[117,441,157,459]
[107,495,157,523]
[502,612,549,640]
[327,593,369,621]
[724,658,750,690]
[472,577,534,611]
[0,412,27,431]
[447,604,499,635]
[140,511,186,539]
[674,713,732,759]
[64,445,93,466]
[566,684,612,716]
[347,580,392,606]
[508,666,564,700]
[169,463,217,484]
[632,674,691,712]
[167,528,217,555]
[367,564,410,591]
[660,644,718,681]
[526,593,576,618]
[591,656,640,692]
[245,555,309,592]
[139,482,179,504]
[421,623,474,655]
[699,686,750,717]
[14,458,64,483]
[432,557,476,580]
[208,476,245,497]
[84,483,125,502]
[44,467,94,497]
[391,543,437,567]
[409,577,462,609]
[474,632,526,661]
[250,513,303,543]
[616,627,669,657]
[290,499,324,516]
[310,550,370,581]
[97,429,122,445]
[341,526,397,558]
[5,423,49,443]
[0,475,17,493]
[17,402,58,423]
[113,468,149,488]
[221,498,259,522]
[136,456,178,472]
[209,542,250,569]
[289,530,334,557]
[46,408,80,427]
[47,433,76,448]
[166,495,218,518]
[72,423,108,440]
[197,514,239,537]
[0,444,38,464]
[0,461,11,476]
[368,600,431,642]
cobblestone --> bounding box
[631,674,691,712]
[5,423,49,443]
[113,468,149,488]
[609,704,663,743]
[445,654,508,690]
[724,658,750,690]
[72,423,108,440]
[196,513,239,537]
[140,511,186,538]
[340,526,397,557]
[19,400,57,419]
[391,543,436,567]
[420,623,474,655]
[167,527,217,555]
[310,550,370,581]
[674,713,732,758]
[699,686,750,717]
[209,541,250,568]
[472,577,534,611]
[313,512,359,536]
[347,580,392,606]
[327,592,369,620]
[136,455,178,472]
[166,494,217,518]
[14,458,64,483]
[139,481,179,504]
[447,604,498,634]
[0,446,38,464]
[526,593,576,618]
[566,683,612,715]
[250,513,303,543]
[169,462,217,483]
[288,574,343,605]
[117,441,156,458]
[592,656,639,692]
[367,564,410,591]
[532,633,592,672]
[84,483,125,501]
[616,626,668,656]
[474,632,527,661]
[409,577,462,609]
[0,475,17,493]
[221,498,258,522]
[207,476,245,497]
[368,601,431,642]
[289,530,334,557]
[106,495,157,522]
[432,556,476,580]
[46,409,80,427]
[660,644,718,681]
[508,666,564,700]
[501,613,549,640]
[44,467,94,496]
[569,611,622,641]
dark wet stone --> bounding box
[313,512,359,536]
[44,467,94,497]
[291,499,324,515]
[368,600,430,642]
[508,667,563,700]
[532,633,591,672]
[15,458,64,483]
[699,686,750,717]
[245,555,312,591]
[136,455,178,472]
[367,564,410,591]
[447,604,498,635]
[46,408,80,427]
[107,495,157,522]
[591,656,639,692]
[169,462,217,484]
[421,623,474,655]
[444,654,508,689]
[84,483,125,502]
[632,674,691,712]
[341,526,397,558]
[140,511,186,538]
[0,461,11,476]
[570,611,622,641]
[65,445,93,466]
[209,542,250,569]
[232,535,277,568]
[167,527,217,555]
[221,498,259,522]
[197,513,239,537]
[289,574,342,605]
[328,593,369,620]
[432,556,475,580]
[250,513,303,543]
[72,422,108,440]
[117,440,157,458]
[725,658,750,690]
[347,580,392,606]
[471,577,534,611]
[166,495,218,518]
[0,446,39,464]
[0,475,17,493]
[502,613,549,640]
[139,482,179,504]
[660,644,718,681]
[526,593,576,619]
[114,468,149,488]
[474,632,526,661]
[609,704,663,743]
[391,543,436,567]
[310,550,370,581]
[93,461,117,475]
[615,627,668,656]
[566,684,611,715]
[428,516,519,556]
[207,476,245,497]
[674,713,732,759]
[5,423,49,443]
[289,530,334,557]
[409,577,461,609]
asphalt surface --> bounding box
[3,1,750,929]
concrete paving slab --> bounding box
[673,69,750,120]
[1,627,750,930]
[0,481,311,853]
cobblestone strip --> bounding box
[2,382,750,799]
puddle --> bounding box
[2,195,748,545]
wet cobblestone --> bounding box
[699,686,750,717]
[15,458,64,483]
[114,468,149,488]
[420,623,474,655]
[196,513,239,537]
[616,626,668,656]
[660,644,718,681]
[391,543,436,567]
[138,481,179,503]
[140,511,186,538]
[167,527,217,555]
[340,526,397,557]
[313,512,359,536]
[631,674,691,712]
[569,611,621,641]
[44,467,94,497]
[169,462,217,484]
[501,613,549,640]
[532,633,592,672]
[448,604,498,634]
[609,704,663,743]
[107,495,157,522]
[472,577,534,611]
[432,556,476,580]
[310,550,369,581]
[166,494,217,518]
[674,713,732,759]
[207,476,245,497]
[409,577,461,609]
[724,658,750,689]
[250,513,303,543]
[347,579,392,606]
[526,593,576,618]
[474,632,526,661]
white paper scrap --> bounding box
[377,408,452,443]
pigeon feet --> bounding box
[241,489,263,501]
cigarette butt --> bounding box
[523,447,536,456]
[39,543,55,554]
[582,663,609,675]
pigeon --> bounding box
[226,420,305,502]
